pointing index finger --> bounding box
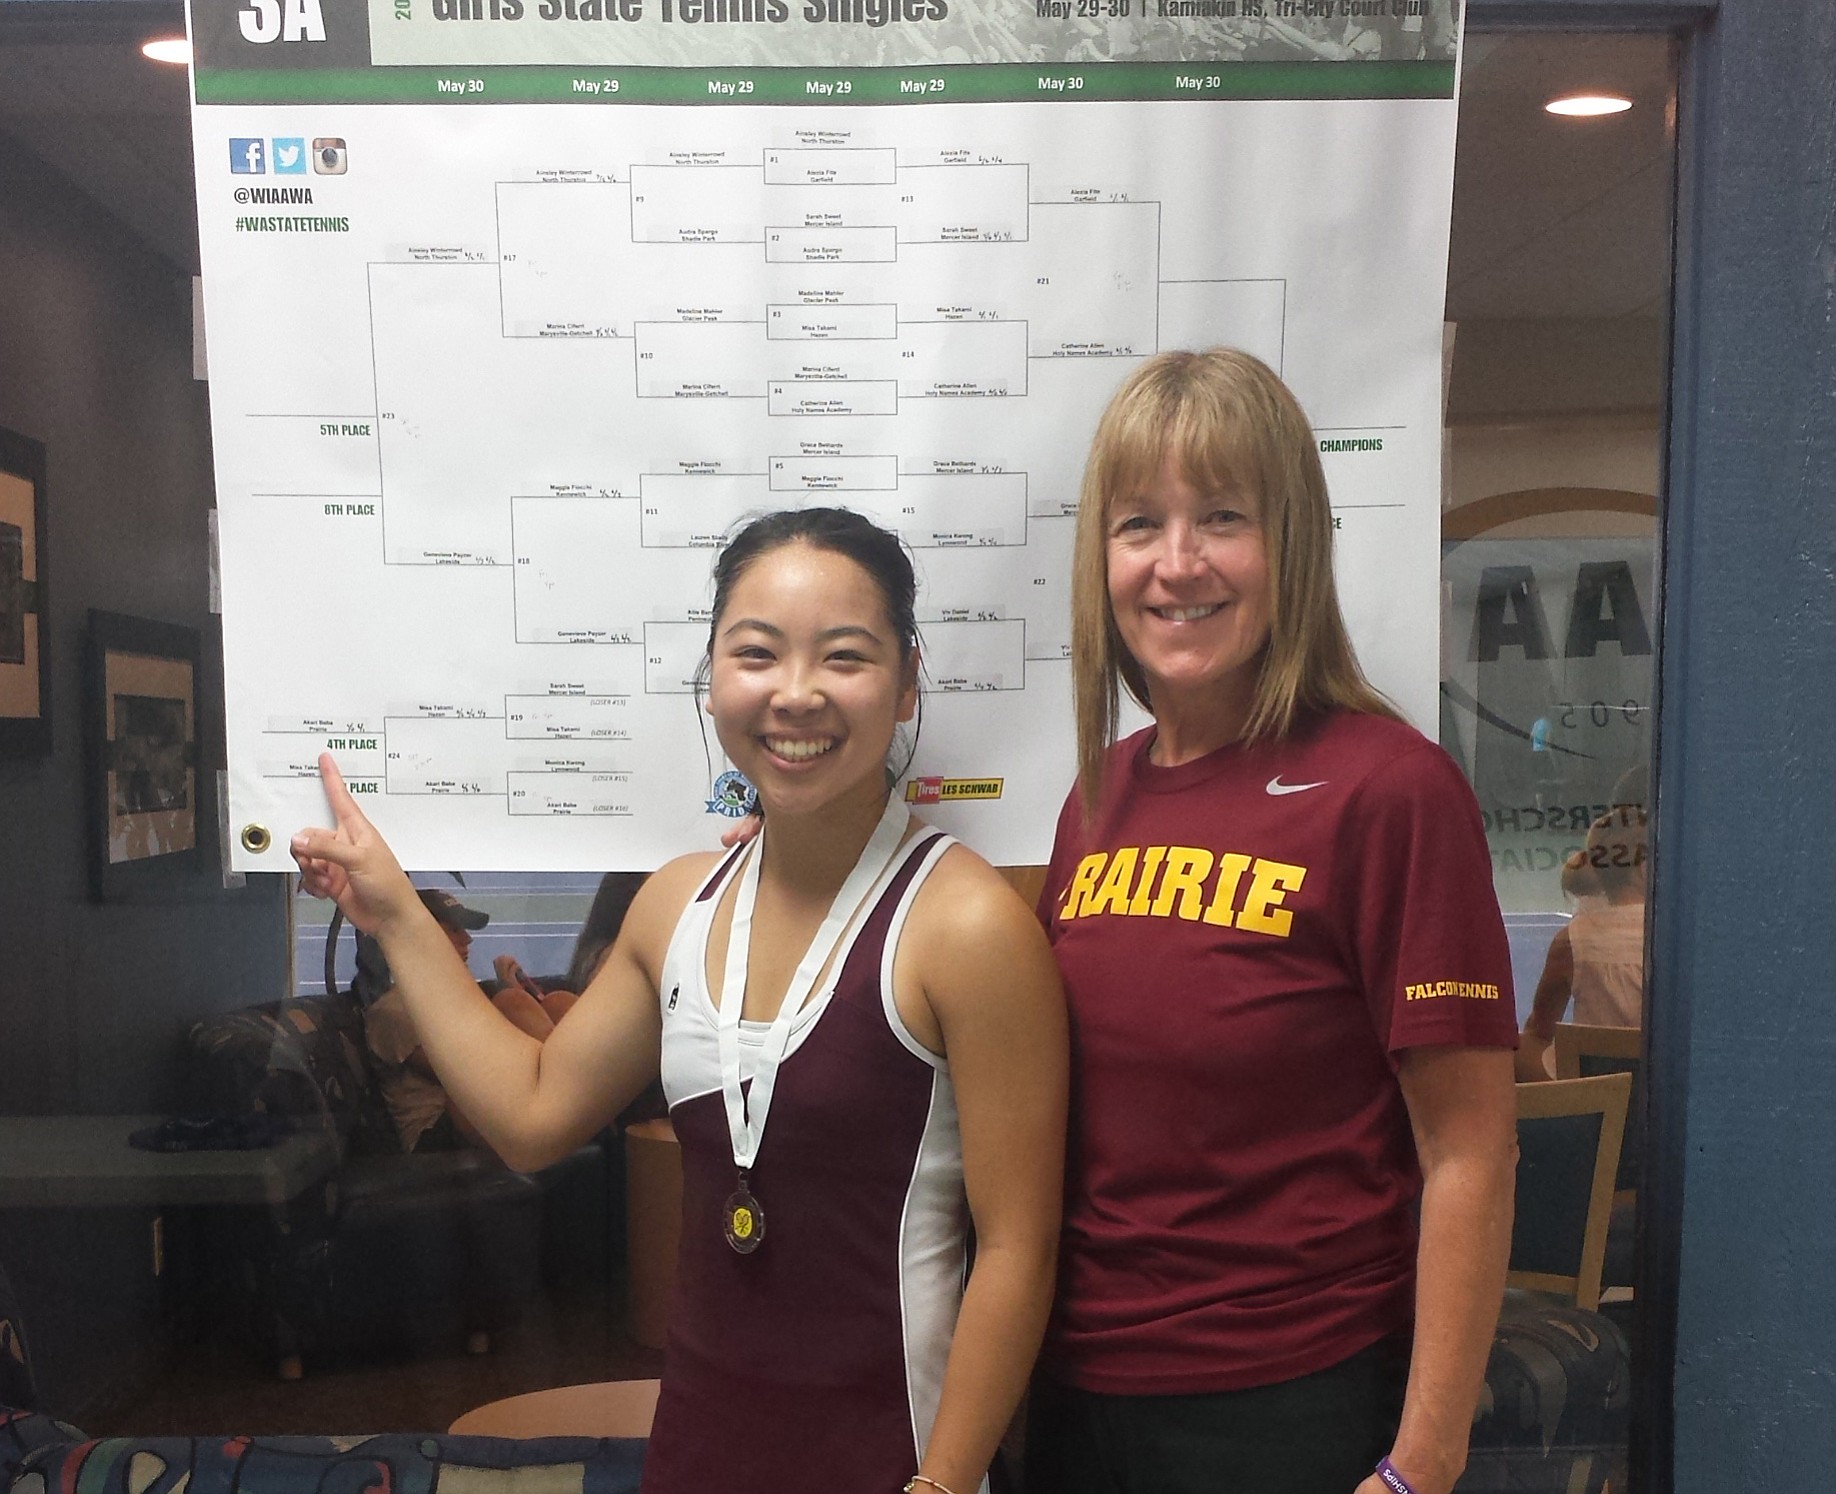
[317,752,364,828]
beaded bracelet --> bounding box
[1374,1457,1418,1494]
[903,1477,958,1494]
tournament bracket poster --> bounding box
[186,0,1463,871]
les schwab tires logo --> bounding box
[904,777,1003,805]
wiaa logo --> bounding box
[705,770,758,819]
[238,0,328,42]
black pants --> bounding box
[1023,1333,1410,1494]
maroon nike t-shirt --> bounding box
[1039,710,1516,1395]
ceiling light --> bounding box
[1545,93,1633,118]
[141,36,192,64]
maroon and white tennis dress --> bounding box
[643,823,983,1494]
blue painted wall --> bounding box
[0,133,289,1117]
[1652,0,1836,1487]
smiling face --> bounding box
[707,540,918,821]
[1105,453,1273,741]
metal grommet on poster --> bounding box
[240,823,272,855]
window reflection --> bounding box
[1440,30,1672,1493]
[1442,491,1655,914]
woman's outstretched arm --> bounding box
[292,752,697,1170]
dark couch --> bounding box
[0,1254,644,1494]
[185,993,608,1377]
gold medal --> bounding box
[723,1172,765,1255]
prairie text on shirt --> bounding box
[1056,846,1307,937]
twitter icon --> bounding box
[272,138,307,175]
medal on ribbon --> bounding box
[723,1172,764,1254]
[714,795,910,1258]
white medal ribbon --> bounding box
[717,793,910,1175]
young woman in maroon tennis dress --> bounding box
[292,508,1068,1494]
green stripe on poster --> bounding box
[194,60,1453,105]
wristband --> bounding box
[903,1478,958,1494]
[1374,1458,1418,1494]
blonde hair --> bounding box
[1072,348,1397,817]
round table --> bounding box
[448,1378,662,1438]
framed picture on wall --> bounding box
[84,610,203,900]
[0,426,50,757]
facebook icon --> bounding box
[229,138,266,174]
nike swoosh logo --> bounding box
[1266,776,1327,796]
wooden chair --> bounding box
[1553,1022,1642,1200]
[1469,1077,1636,1492]
[1552,1021,1640,1077]
[1509,1071,1631,1311]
